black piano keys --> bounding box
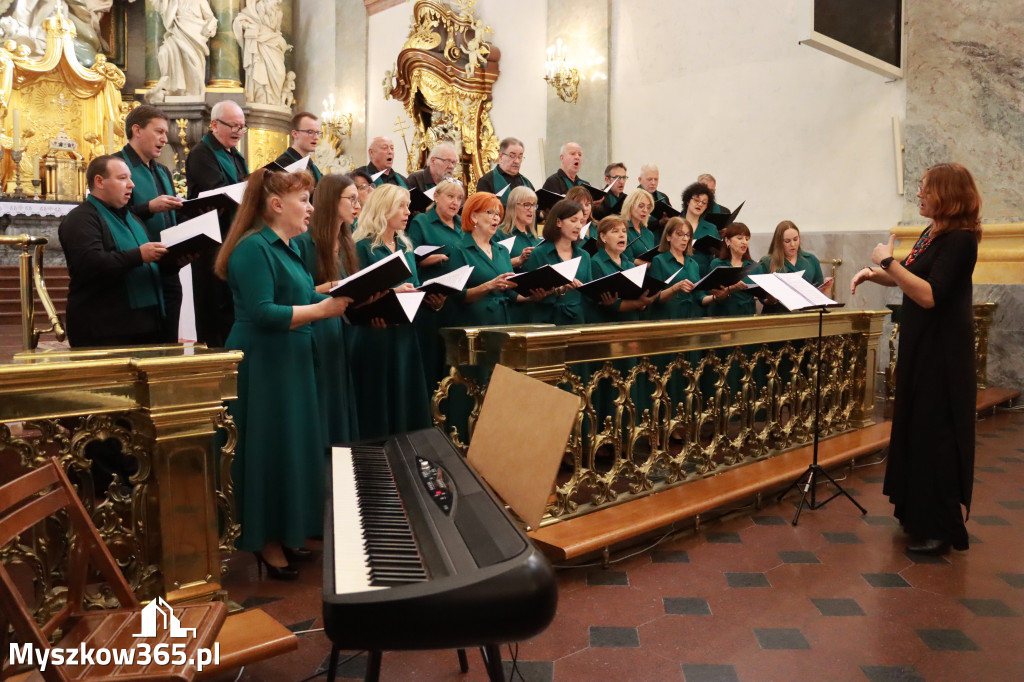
[351,446,429,585]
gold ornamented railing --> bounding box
[436,310,888,525]
[884,302,997,411]
[0,345,242,616]
[0,233,65,349]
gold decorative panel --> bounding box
[435,311,888,525]
[386,0,500,190]
[246,126,289,171]
[0,13,128,197]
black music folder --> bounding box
[344,289,425,325]
[578,264,676,301]
[692,233,722,254]
[692,263,757,292]
[650,200,680,223]
[634,245,660,263]
[409,187,435,214]
[507,256,581,291]
[159,210,221,260]
[179,192,238,218]
[536,188,564,212]
[581,239,600,256]
[413,244,446,263]
[580,183,607,203]
[704,201,745,231]
[418,264,473,295]
[329,249,411,303]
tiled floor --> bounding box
[219,407,1024,682]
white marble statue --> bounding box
[232,0,294,107]
[147,0,217,102]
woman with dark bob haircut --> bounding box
[680,181,721,277]
[852,162,982,555]
[523,198,592,324]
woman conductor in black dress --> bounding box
[851,162,982,555]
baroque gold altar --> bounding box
[1,11,128,199]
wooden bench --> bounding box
[976,386,1020,412]
[528,422,893,562]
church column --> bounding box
[280,0,294,81]
[544,0,610,179]
[144,0,162,87]
[208,0,243,89]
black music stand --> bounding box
[777,305,867,525]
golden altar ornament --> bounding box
[386,0,500,191]
[1,11,127,200]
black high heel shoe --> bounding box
[254,552,299,581]
[283,546,315,563]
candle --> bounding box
[12,109,19,149]
[106,120,115,150]
[32,155,39,180]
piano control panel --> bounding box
[416,457,452,515]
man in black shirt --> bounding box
[541,141,588,193]
[274,111,323,184]
[354,136,407,188]
[406,141,458,191]
[185,100,249,347]
[475,136,534,206]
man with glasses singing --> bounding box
[476,136,534,206]
[593,162,629,220]
[274,111,323,184]
[186,99,250,347]
[407,141,459,192]
[354,136,407,188]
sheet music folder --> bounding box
[343,290,425,325]
[328,249,411,303]
[159,210,221,260]
[704,201,745,231]
[507,256,580,291]
[692,263,757,292]
[748,271,843,311]
[467,364,579,529]
[578,264,676,301]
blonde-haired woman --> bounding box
[497,185,541,269]
[349,184,433,439]
[620,189,656,265]
[214,169,352,579]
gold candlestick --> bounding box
[10,149,26,200]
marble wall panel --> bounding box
[903,0,1024,223]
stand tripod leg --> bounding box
[479,644,505,681]
[791,468,815,526]
[815,466,868,515]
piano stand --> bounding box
[325,645,504,682]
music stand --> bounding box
[746,270,867,526]
[776,305,867,525]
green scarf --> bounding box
[87,195,165,314]
[371,163,407,189]
[202,133,246,184]
[117,147,177,240]
[562,172,584,192]
[492,167,534,206]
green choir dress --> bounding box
[444,234,520,436]
[586,250,646,434]
[706,257,760,317]
[649,250,705,414]
[757,251,825,315]
[406,208,463,393]
[349,238,432,440]
[623,221,656,263]
[226,226,326,552]
[492,229,541,322]
[691,218,722,277]
[291,231,359,445]
[522,241,592,325]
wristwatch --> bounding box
[880,256,894,270]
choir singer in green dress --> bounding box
[350,185,434,440]
[620,189,656,265]
[496,185,541,270]
[291,174,361,446]
[758,220,834,314]
[706,222,760,318]
[214,169,354,580]
[681,182,721,277]
[523,199,592,325]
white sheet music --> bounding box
[396,291,426,321]
[283,155,310,173]
[159,210,221,247]
[197,179,247,204]
[497,236,516,252]
[550,256,582,282]
[329,249,411,295]
[420,265,474,293]
[748,270,839,310]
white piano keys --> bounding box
[331,446,385,594]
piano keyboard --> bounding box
[331,445,428,594]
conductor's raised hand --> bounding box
[850,267,873,295]
[140,242,167,263]
[872,234,896,265]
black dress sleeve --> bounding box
[925,230,978,307]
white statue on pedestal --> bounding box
[232,0,295,107]
[0,0,125,63]
[147,0,217,102]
